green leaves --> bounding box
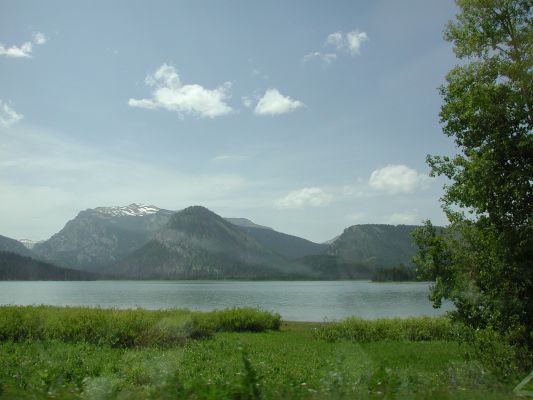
[415,0,533,349]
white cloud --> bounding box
[32,32,47,45]
[127,98,156,109]
[276,187,332,209]
[0,100,24,127]
[345,31,368,54]
[0,41,33,58]
[326,32,344,48]
[254,88,304,116]
[302,52,337,64]
[326,30,368,55]
[128,63,233,119]
[385,210,419,225]
[369,165,430,194]
[0,32,47,58]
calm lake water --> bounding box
[0,281,451,321]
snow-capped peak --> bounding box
[93,203,162,217]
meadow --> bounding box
[0,306,527,399]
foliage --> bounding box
[413,0,533,346]
[0,323,519,399]
[0,306,281,347]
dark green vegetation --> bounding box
[414,0,533,349]
[298,254,374,280]
[0,306,527,399]
[0,251,99,281]
[372,264,417,282]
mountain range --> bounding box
[1,203,425,280]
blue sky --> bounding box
[0,0,460,243]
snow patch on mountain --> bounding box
[19,239,43,249]
[93,203,162,217]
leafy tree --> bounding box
[413,0,532,346]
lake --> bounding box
[0,280,451,321]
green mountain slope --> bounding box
[0,251,99,280]
[228,224,327,259]
[111,206,310,279]
[326,224,420,268]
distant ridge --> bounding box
[18,203,427,279]
[326,224,420,267]
[232,225,327,259]
[0,251,99,281]
[225,218,272,230]
[0,235,36,258]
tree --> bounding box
[413,0,532,346]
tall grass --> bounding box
[0,306,281,347]
[314,316,464,342]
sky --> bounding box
[0,0,461,243]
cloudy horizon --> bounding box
[1,0,458,243]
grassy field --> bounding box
[0,306,526,399]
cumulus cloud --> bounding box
[0,100,24,127]
[326,30,368,55]
[385,210,419,225]
[0,32,47,58]
[0,41,33,58]
[254,88,304,116]
[128,63,233,119]
[302,51,337,64]
[369,165,431,194]
[276,187,332,209]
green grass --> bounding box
[314,316,463,342]
[0,306,525,399]
[0,306,281,347]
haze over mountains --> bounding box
[1,203,424,280]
